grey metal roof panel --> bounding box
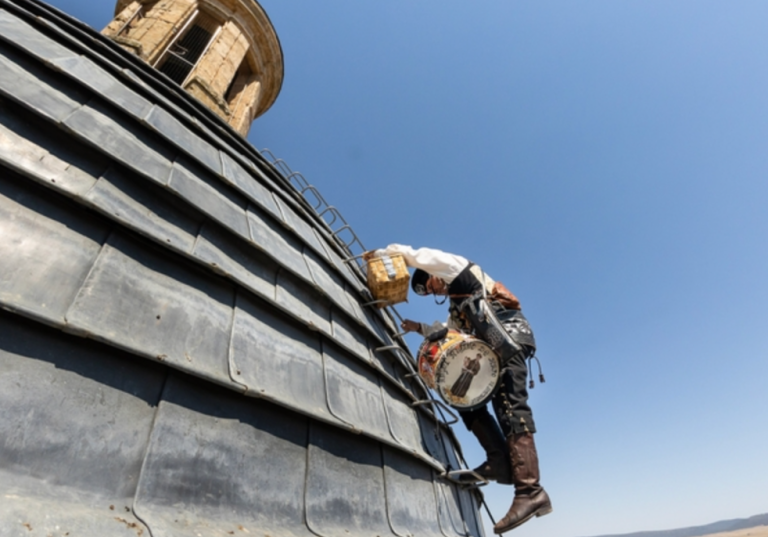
[314,226,367,293]
[0,8,75,63]
[4,0,210,133]
[230,293,341,426]
[0,104,411,411]
[331,309,373,364]
[378,304,401,336]
[419,412,455,467]
[0,42,85,123]
[0,111,98,198]
[193,222,278,301]
[323,340,391,438]
[305,422,393,537]
[305,249,360,321]
[437,424,466,475]
[62,103,174,186]
[370,347,412,394]
[345,285,397,350]
[133,374,314,537]
[86,167,203,254]
[0,311,163,537]
[0,312,164,496]
[275,195,328,260]
[371,342,410,376]
[359,302,395,347]
[0,119,388,406]
[343,284,369,321]
[0,15,367,332]
[459,489,485,537]
[0,175,107,325]
[246,205,313,283]
[220,149,281,220]
[0,93,110,180]
[436,480,472,537]
[51,55,153,119]
[1,89,394,391]
[167,159,250,241]
[382,447,445,537]
[65,234,241,391]
[144,105,222,176]
[0,170,442,470]
[382,382,441,467]
[275,269,333,335]
[0,6,271,207]
[32,4,130,77]
[0,75,448,472]
[0,491,149,537]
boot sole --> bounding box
[493,505,552,534]
[456,476,513,485]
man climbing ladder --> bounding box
[368,244,552,533]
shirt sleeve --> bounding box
[378,244,469,283]
[417,315,461,337]
[418,320,445,337]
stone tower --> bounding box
[102,0,283,136]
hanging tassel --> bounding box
[533,355,545,384]
[527,355,535,389]
[527,355,546,388]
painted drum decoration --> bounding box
[417,330,501,410]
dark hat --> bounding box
[411,268,430,296]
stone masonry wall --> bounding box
[229,78,261,136]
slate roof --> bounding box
[0,0,486,535]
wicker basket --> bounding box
[366,254,410,307]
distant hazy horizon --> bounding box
[579,513,768,537]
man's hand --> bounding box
[400,319,421,333]
[362,249,384,261]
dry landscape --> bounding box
[694,527,768,537]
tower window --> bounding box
[157,12,219,85]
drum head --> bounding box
[434,337,500,410]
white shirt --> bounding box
[376,244,473,336]
[377,244,469,283]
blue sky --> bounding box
[47,1,768,536]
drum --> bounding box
[417,330,501,410]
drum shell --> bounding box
[417,330,501,410]
[417,330,466,390]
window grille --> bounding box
[157,12,220,86]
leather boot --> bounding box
[458,413,512,484]
[493,433,552,533]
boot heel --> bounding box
[535,505,553,517]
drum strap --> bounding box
[454,280,547,389]
[455,293,524,363]
[449,282,520,310]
